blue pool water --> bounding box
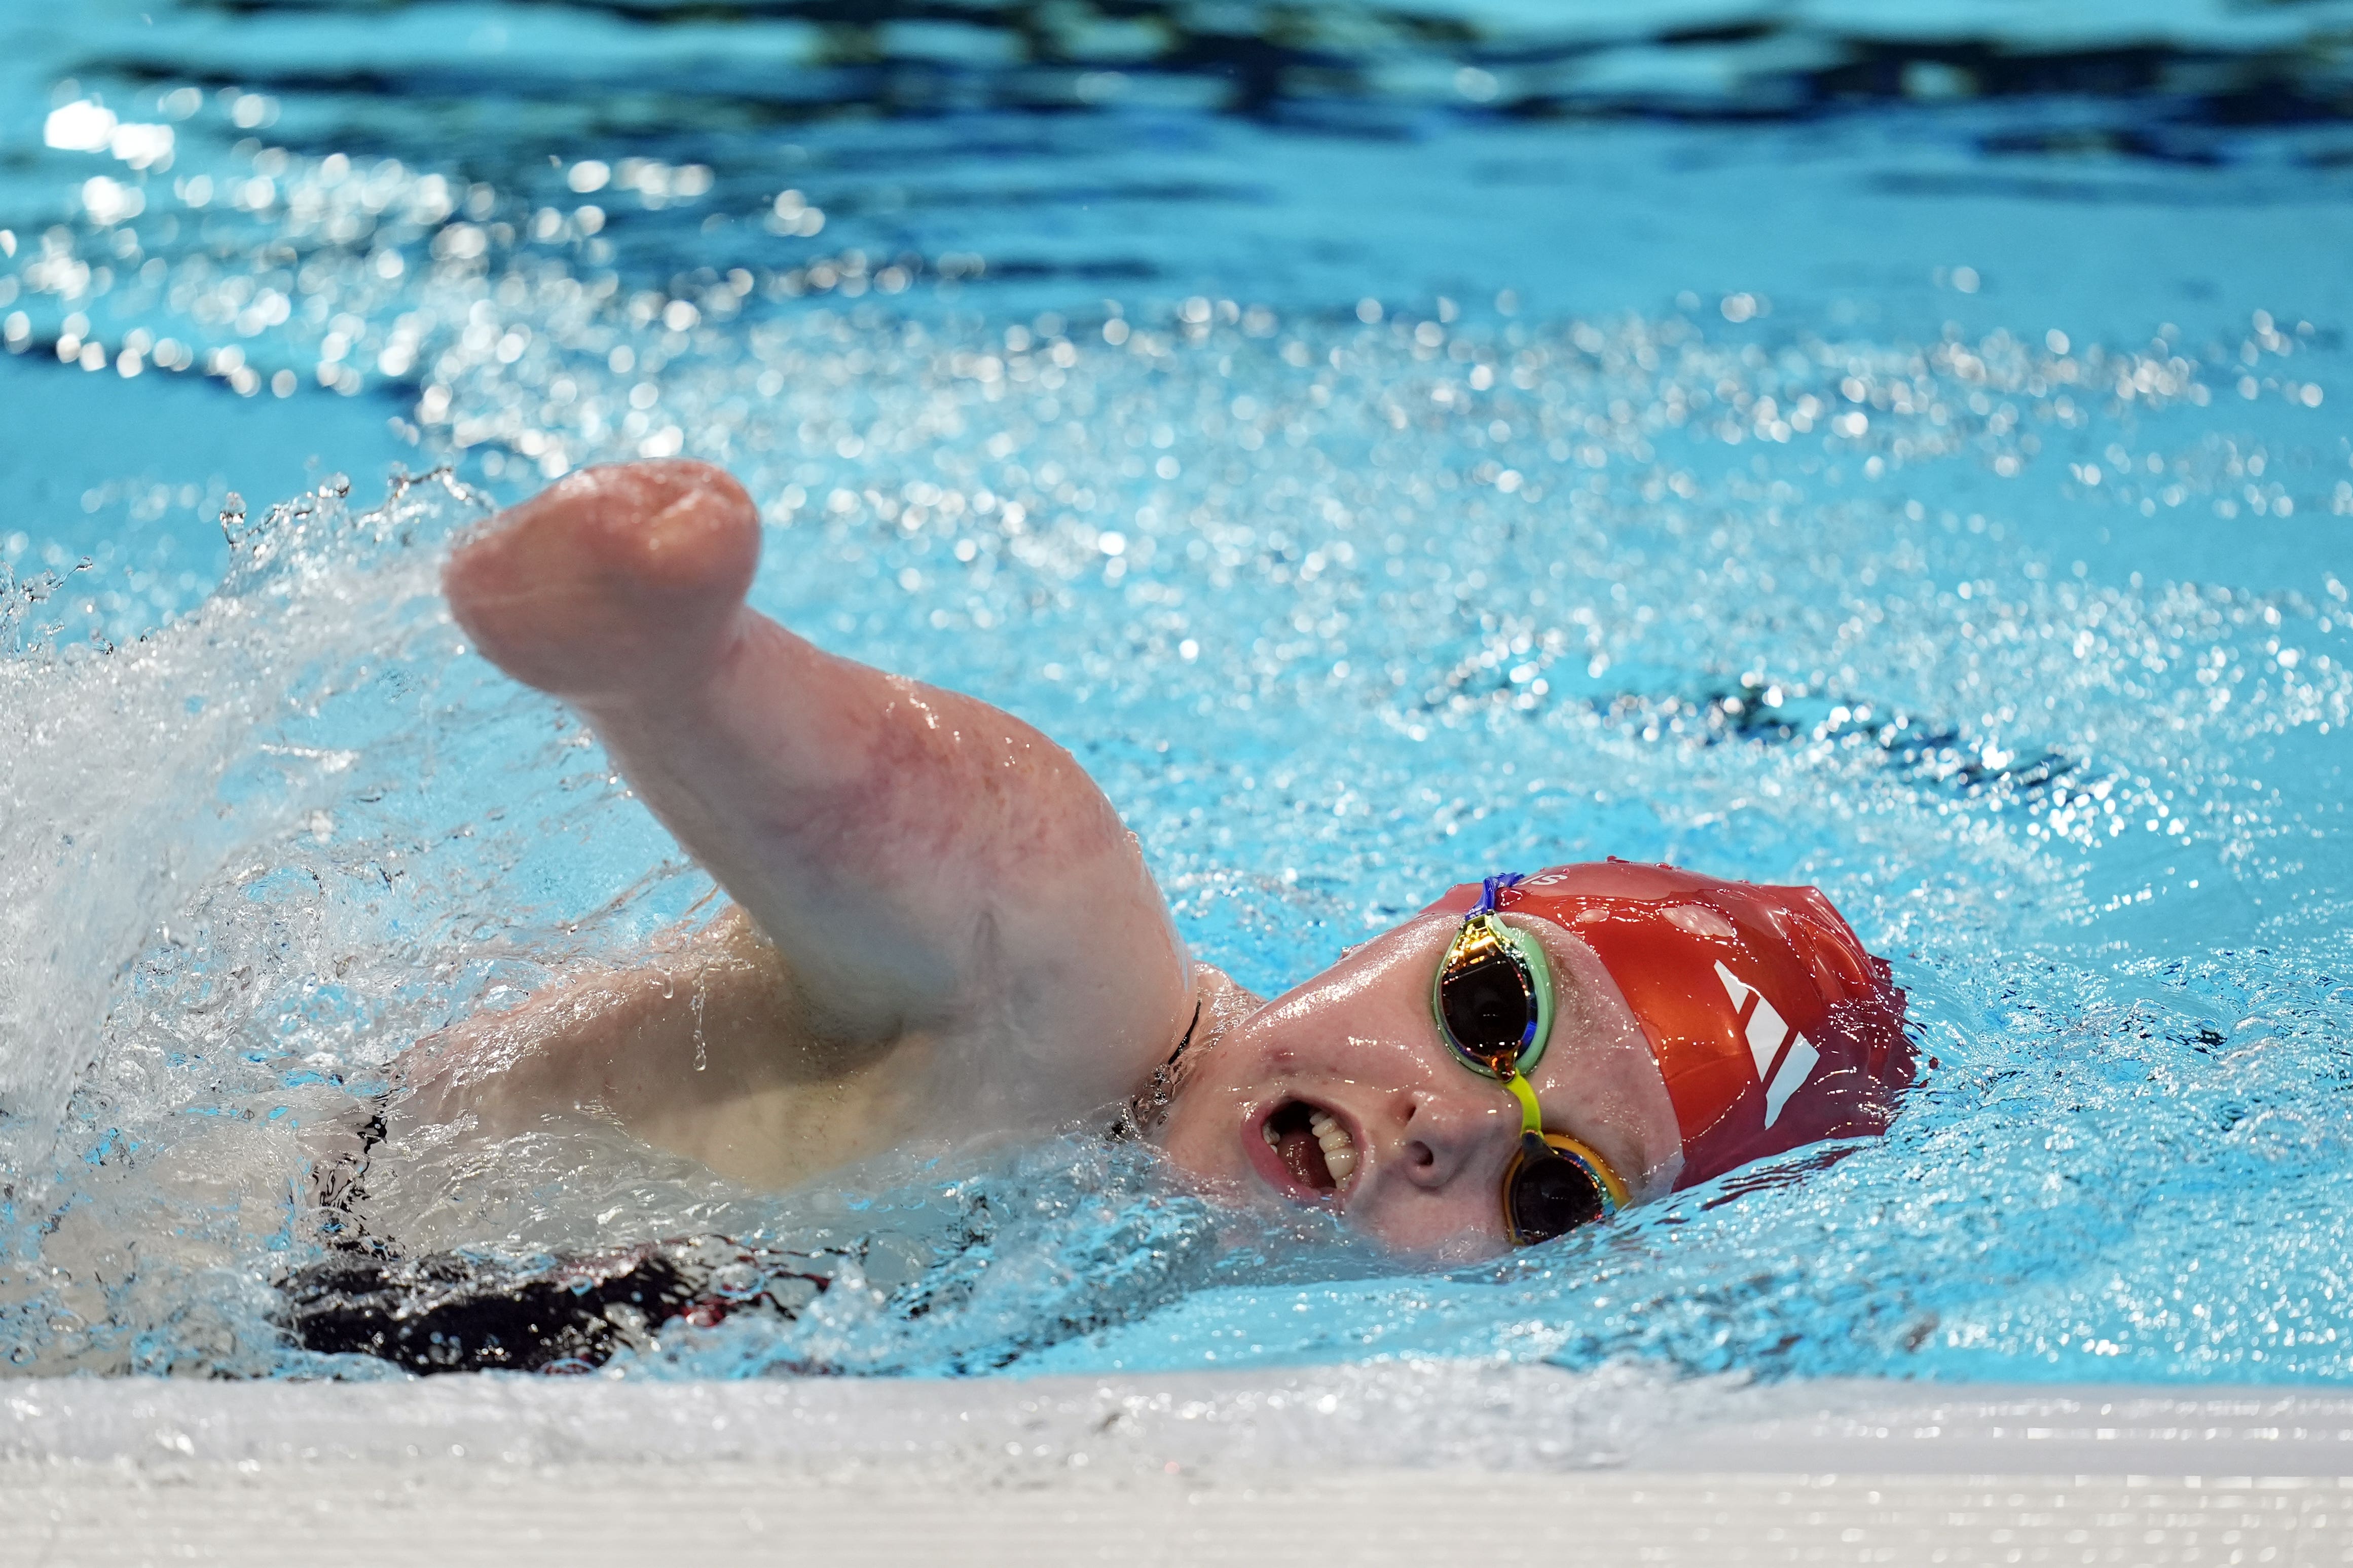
[1,0,2348,1386]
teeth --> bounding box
[1308,1109,1359,1185]
[1264,1122,1280,1149]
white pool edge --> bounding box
[8,1362,2352,1476]
[9,1368,2351,1564]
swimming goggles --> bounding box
[1432,873,1630,1246]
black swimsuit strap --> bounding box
[1111,998,1202,1142]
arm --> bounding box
[392,907,915,1185]
[441,461,1194,1134]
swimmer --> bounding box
[384,458,1914,1263]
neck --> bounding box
[1122,963,1260,1142]
[1115,1001,1199,1140]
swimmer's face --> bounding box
[1156,911,1684,1261]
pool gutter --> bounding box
[5,1366,2349,1562]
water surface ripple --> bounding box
[0,0,2346,1386]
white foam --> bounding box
[0,476,467,1188]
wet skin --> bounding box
[407,459,1681,1257]
[1159,910,1683,1260]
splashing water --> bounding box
[1,0,2349,1385]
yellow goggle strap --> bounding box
[1503,1070,1545,1135]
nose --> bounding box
[1387,1089,1510,1191]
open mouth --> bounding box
[1258,1099,1360,1196]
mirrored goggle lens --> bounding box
[1504,1135,1609,1245]
[1438,944,1533,1072]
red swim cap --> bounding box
[1426,861,1915,1189]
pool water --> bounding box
[1,0,2348,1386]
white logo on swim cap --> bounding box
[1715,961,1820,1129]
